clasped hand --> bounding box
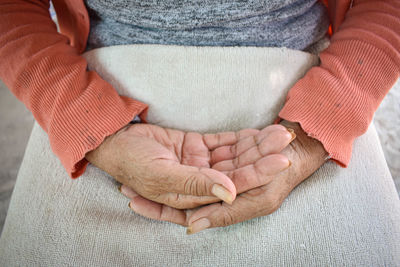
[86,120,327,234]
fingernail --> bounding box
[212,184,233,205]
[128,201,135,211]
[287,128,296,142]
[186,218,211,235]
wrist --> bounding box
[85,123,131,165]
[278,120,329,188]
[279,119,329,164]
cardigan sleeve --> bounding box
[0,0,148,178]
[279,0,400,167]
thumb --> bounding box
[156,161,237,204]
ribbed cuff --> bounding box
[279,39,399,167]
[64,94,148,178]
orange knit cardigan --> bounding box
[0,0,399,178]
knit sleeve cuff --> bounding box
[60,92,148,178]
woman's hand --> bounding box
[87,123,293,209]
[120,121,327,233]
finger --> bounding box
[185,198,259,234]
[128,197,202,227]
[121,184,222,209]
[120,185,214,215]
[119,184,138,199]
[187,179,287,234]
[180,132,211,168]
[121,185,184,223]
[226,154,290,193]
[212,129,292,171]
[203,128,260,151]
[128,195,189,226]
[210,125,292,164]
[158,193,221,209]
[155,161,237,204]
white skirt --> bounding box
[1,44,399,267]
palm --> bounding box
[122,124,222,208]
[118,123,293,213]
[119,123,262,208]
[127,123,292,192]
[125,123,212,168]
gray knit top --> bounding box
[84,0,329,51]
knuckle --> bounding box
[221,209,236,227]
[230,143,238,157]
[233,155,241,168]
[183,176,196,195]
[159,205,174,222]
[183,174,206,196]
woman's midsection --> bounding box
[84,0,329,52]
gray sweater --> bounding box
[84,0,329,51]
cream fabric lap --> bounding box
[0,45,399,266]
[83,44,320,132]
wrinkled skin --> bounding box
[86,122,294,209]
[119,120,328,234]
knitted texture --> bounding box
[84,0,329,50]
[279,0,400,166]
[0,0,148,177]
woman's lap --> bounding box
[1,122,399,266]
[1,44,399,266]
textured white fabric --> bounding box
[1,45,399,266]
[374,78,400,194]
[83,44,319,132]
